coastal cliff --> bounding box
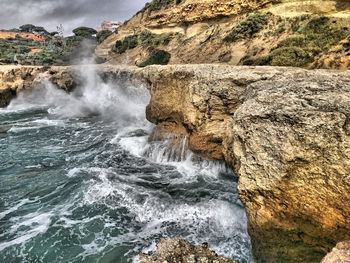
[97,0,350,69]
[0,64,349,262]
[141,65,350,262]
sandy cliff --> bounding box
[96,0,350,69]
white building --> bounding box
[97,21,122,32]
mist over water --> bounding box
[0,66,253,262]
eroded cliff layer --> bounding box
[97,0,350,69]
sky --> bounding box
[0,0,149,35]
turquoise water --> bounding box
[0,68,252,263]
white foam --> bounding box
[7,65,150,122]
[67,167,82,178]
[0,199,31,220]
[0,212,52,252]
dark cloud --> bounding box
[0,0,148,34]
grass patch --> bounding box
[114,31,175,54]
[138,50,171,67]
[140,0,185,14]
[224,14,268,42]
[269,47,313,67]
[115,35,138,54]
[249,17,350,67]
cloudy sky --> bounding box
[0,0,149,35]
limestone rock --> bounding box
[141,65,350,263]
[230,70,350,263]
[321,241,350,263]
[0,66,46,107]
[138,238,236,263]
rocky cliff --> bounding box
[141,64,350,263]
[1,64,349,263]
[97,0,350,69]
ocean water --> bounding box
[0,66,253,263]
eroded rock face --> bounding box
[138,238,236,263]
[0,66,46,107]
[321,241,350,263]
[141,65,350,263]
[230,71,350,263]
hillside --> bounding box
[96,0,350,69]
[0,26,101,66]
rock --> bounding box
[230,71,350,263]
[321,241,350,263]
[141,64,350,263]
[138,238,236,263]
[0,66,46,107]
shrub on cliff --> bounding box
[224,14,268,42]
[247,17,350,67]
[138,50,171,67]
[97,30,113,44]
[115,35,138,54]
[114,31,174,54]
[140,0,183,14]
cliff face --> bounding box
[0,66,46,107]
[141,65,350,263]
[97,0,350,69]
[1,64,349,263]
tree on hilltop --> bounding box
[33,26,49,35]
[72,27,97,38]
[19,24,36,33]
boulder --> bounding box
[139,238,236,263]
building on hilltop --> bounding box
[97,21,122,32]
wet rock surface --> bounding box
[321,241,350,263]
[138,238,236,263]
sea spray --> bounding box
[0,65,253,263]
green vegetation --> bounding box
[0,25,102,66]
[138,50,171,67]
[72,27,97,38]
[19,24,36,33]
[140,0,185,14]
[97,30,113,44]
[19,24,49,35]
[224,14,268,42]
[114,30,174,54]
[269,47,313,67]
[244,17,350,67]
[0,36,61,66]
[115,35,138,54]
